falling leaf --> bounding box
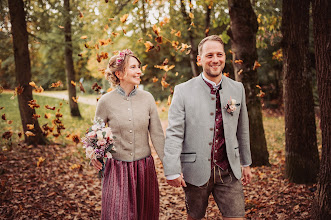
[29,81,37,88]
[133,0,138,4]
[25,131,35,137]
[256,85,262,89]
[162,58,169,66]
[167,95,172,105]
[58,25,64,29]
[15,86,24,95]
[34,86,44,93]
[1,114,6,120]
[72,134,80,144]
[155,36,163,44]
[155,101,160,105]
[238,69,243,75]
[111,32,120,37]
[161,79,170,89]
[50,81,63,88]
[80,36,87,40]
[27,124,34,130]
[37,157,45,167]
[253,61,261,70]
[2,131,13,140]
[72,96,79,103]
[137,38,143,43]
[104,24,109,32]
[224,72,230,77]
[44,113,52,119]
[235,59,243,64]
[142,65,148,71]
[144,41,154,52]
[190,22,195,27]
[28,100,40,109]
[120,14,129,23]
[108,18,114,21]
[153,24,161,36]
[95,44,99,50]
[79,82,85,93]
[205,28,210,35]
[175,72,179,76]
[0,107,4,110]
[122,28,127,34]
[106,88,113,93]
[71,81,76,87]
[152,77,159,83]
[33,114,40,119]
[7,120,13,124]
[229,49,234,54]
[189,12,194,19]
[92,82,102,92]
[79,10,84,18]
[161,107,166,112]
[45,105,56,110]
[175,31,181,37]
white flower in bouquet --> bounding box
[86,146,96,160]
[231,99,237,105]
[96,130,104,141]
[97,139,107,146]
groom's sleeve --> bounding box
[237,83,252,166]
[163,85,185,176]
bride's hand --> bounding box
[90,159,103,171]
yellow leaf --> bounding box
[234,60,243,64]
[133,0,138,4]
[58,25,64,29]
[29,81,37,88]
[120,14,129,23]
[144,41,154,52]
[71,81,76,86]
[175,31,181,37]
[189,12,194,19]
[37,157,45,167]
[142,65,148,71]
[167,95,172,106]
[238,69,243,75]
[25,131,35,137]
[80,36,87,39]
[34,86,44,93]
[72,96,79,103]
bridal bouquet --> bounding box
[81,117,116,178]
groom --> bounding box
[163,35,252,220]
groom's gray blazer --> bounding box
[163,74,252,186]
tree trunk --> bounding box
[8,0,48,145]
[312,0,331,217]
[180,0,198,77]
[64,0,81,117]
[281,0,319,183]
[228,0,269,166]
[205,3,212,37]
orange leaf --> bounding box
[72,96,79,103]
[45,105,56,110]
[50,81,63,88]
[58,25,64,29]
[235,59,243,64]
[1,114,6,120]
[144,41,154,52]
[133,0,138,4]
[189,12,194,19]
[167,95,172,105]
[120,14,129,23]
[152,77,159,83]
[37,157,45,167]
[27,124,34,130]
[71,81,76,86]
[253,60,261,70]
[7,120,13,124]
[79,82,85,93]
[80,36,87,39]
[238,69,243,75]
[142,65,148,71]
[175,31,181,37]
[34,86,44,93]
[29,81,37,88]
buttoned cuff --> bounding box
[166,174,181,180]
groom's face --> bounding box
[197,40,226,78]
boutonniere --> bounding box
[224,98,240,116]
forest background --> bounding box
[0,0,330,219]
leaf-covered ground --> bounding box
[0,94,320,219]
[0,140,316,219]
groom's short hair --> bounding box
[198,35,225,55]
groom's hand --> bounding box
[241,166,252,186]
[167,174,187,188]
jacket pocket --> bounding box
[180,153,197,163]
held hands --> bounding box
[90,159,103,171]
[241,166,252,186]
[167,174,187,188]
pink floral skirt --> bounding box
[101,155,159,220]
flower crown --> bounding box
[115,49,134,66]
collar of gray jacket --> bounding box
[116,86,137,97]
